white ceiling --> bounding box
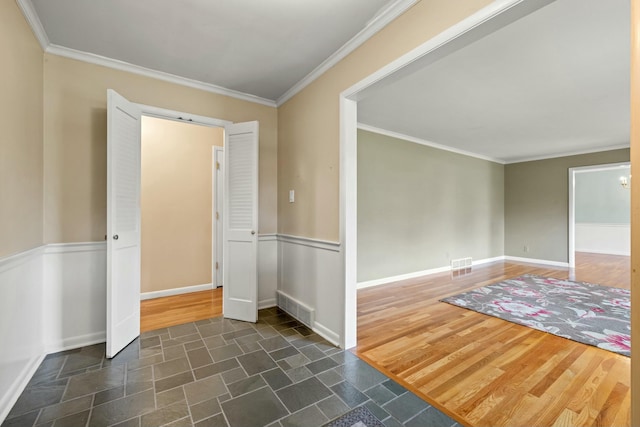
[28,0,393,101]
[358,0,630,163]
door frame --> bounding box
[213,146,224,288]
[339,0,557,349]
[137,104,231,293]
[568,162,631,267]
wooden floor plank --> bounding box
[139,253,630,426]
[355,252,631,427]
[140,288,223,332]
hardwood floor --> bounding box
[138,253,630,426]
[140,288,222,332]
[355,253,631,427]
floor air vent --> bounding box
[451,257,473,271]
[276,291,315,328]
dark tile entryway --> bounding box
[3,308,460,427]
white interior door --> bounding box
[223,121,259,322]
[214,147,224,288]
[106,89,141,358]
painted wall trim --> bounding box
[45,44,277,108]
[258,298,277,309]
[313,322,341,347]
[277,234,341,252]
[575,223,630,256]
[140,283,213,301]
[506,144,631,164]
[276,0,420,106]
[0,355,45,423]
[138,104,233,128]
[15,0,49,50]
[0,245,42,273]
[357,123,505,164]
[18,0,419,110]
[258,234,278,242]
[357,256,505,289]
[46,333,106,355]
[43,241,106,254]
[358,123,631,166]
[504,256,569,268]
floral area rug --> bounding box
[440,274,630,356]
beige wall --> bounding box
[278,0,493,241]
[0,0,44,257]
[358,130,504,282]
[505,149,630,262]
[141,117,223,293]
[43,54,277,244]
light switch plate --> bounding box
[289,190,295,203]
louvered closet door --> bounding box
[106,89,142,358]
[223,121,259,322]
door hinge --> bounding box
[216,212,219,220]
[215,262,219,270]
[216,161,220,170]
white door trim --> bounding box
[568,161,630,267]
[339,0,556,349]
[137,104,232,127]
[213,146,224,288]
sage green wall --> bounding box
[357,129,504,282]
[575,167,630,224]
[504,149,630,262]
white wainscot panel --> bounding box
[258,235,278,309]
[575,223,630,256]
[0,247,44,422]
[278,235,342,346]
[43,243,107,353]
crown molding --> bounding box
[276,0,420,106]
[45,45,277,107]
[357,123,506,164]
[16,0,277,108]
[15,0,49,50]
[505,144,631,164]
[17,0,415,109]
[358,123,631,165]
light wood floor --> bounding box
[140,288,222,332]
[355,252,631,427]
[139,253,631,426]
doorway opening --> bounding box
[138,104,231,330]
[138,116,225,331]
[140,116,223,294]
[568,162,631,268]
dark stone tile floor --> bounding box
[2,308,461,427]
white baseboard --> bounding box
[576,249,630,256]
[0,355,44,423]
[357,266,450,289]
[312,322,340,348]
[258,298,277,310]
[140,283,213,300]
[473,256,505,266]
[357,255,572,289]
[45,332,106,354]
[503,256,569,268]
[357,256,506,289]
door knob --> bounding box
[113,234,119,240]
[251,230,256,235]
